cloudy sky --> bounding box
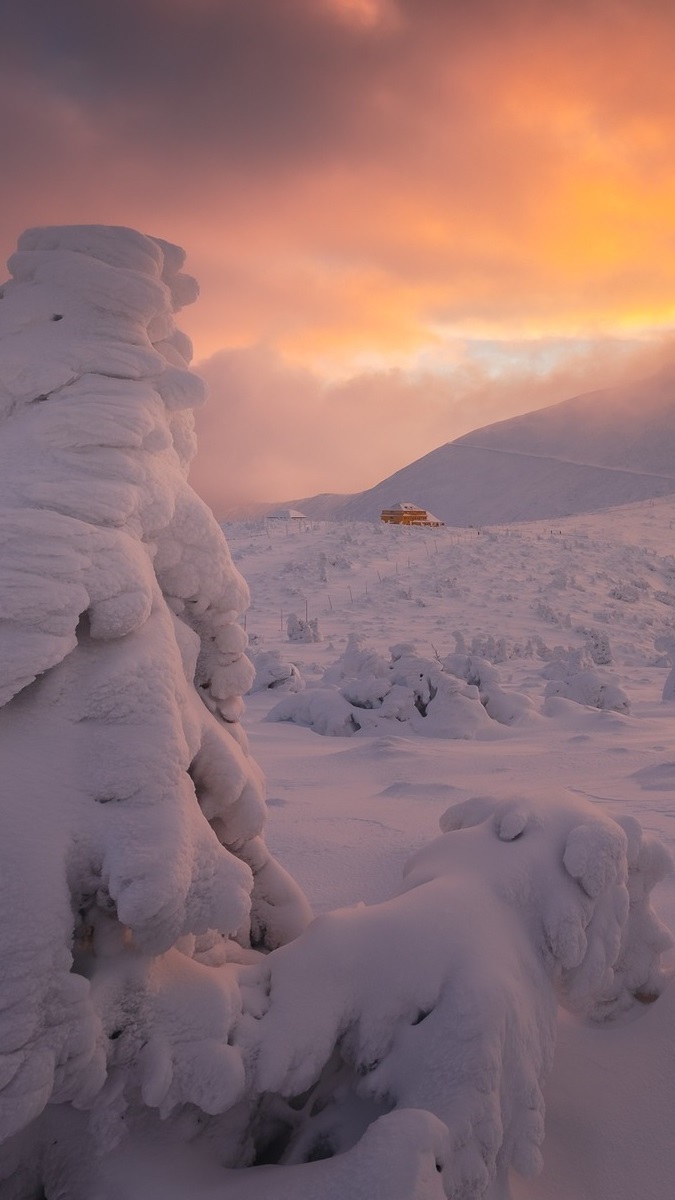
[3,0,675,512]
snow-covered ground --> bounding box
[225,499,675,1200]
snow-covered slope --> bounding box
[287,372,675,526]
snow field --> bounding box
[229,505,675,1198]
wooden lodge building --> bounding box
[380,502,444,527]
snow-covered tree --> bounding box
[0,226,310,1196]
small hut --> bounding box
[380,502,443,527]
[266,507,308,521]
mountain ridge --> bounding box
[226,370,675,526]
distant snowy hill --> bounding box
[282,371,675,526]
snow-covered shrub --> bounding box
[0,226,310,1183]
[269,639,538,737]
[237,789,672,1198]
[609,581,641,603]
[248,648,304,693]
[442,652,537,725]
[654,634,675,701]
[533,600,572,627]
[323,631,390,684]
[287,612,322,643]
[459,633,551,662]
[469,633,510,662]
[583,626,613,665]
[542,647,630,714]
[269,640,486,737]
[269,687,362,736]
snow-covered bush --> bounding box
[0,226,310,1188]
[583,626,613,665]
[455,632,552,661]
[248,648,304,693]
[442,652,538,725]
[542,647,630,714]
[323,631,390,683]
[655,634,675,701]
[269,636,538,738]
[287,611,322,643]
[236,789,671,1199]
[269,638,496,737]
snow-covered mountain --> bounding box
[283,371,675,526]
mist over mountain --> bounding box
[275,370,675,526]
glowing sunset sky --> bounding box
[2,0,675,511]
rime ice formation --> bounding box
[0,226,310,1168]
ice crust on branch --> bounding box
[0,225,310,1158]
